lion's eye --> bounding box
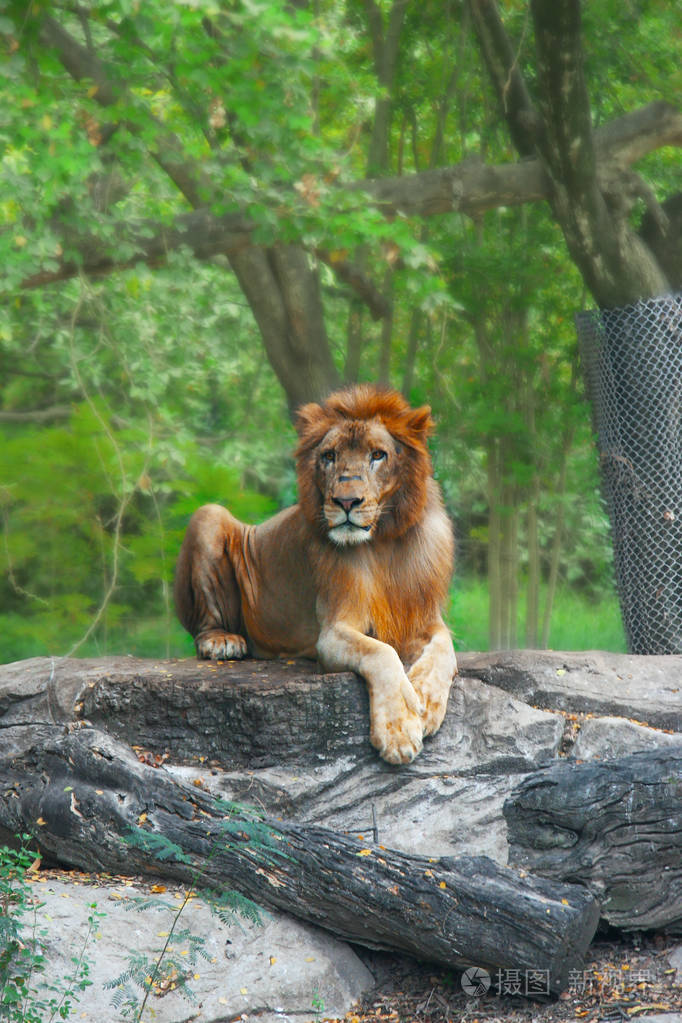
[321,450,336,465]
[370,449,387,463]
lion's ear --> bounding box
[294,402,324,437]
[405,404,434,442]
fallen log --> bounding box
[0,725,599,993]
[504,749,682,932]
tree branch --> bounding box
[14,92,680,300]
[41,15,208,209]
[22,8,682,312]
[466,0,538,157]
[468,0,673,305]
[0,406,72,424]
[17,100,682,296]
[529,0,669,304]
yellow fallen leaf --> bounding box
[439,881,447,889]
[357,849,372,857]
[240,987,248,994]
[270,956,277,965]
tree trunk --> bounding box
[530,0,669,307]
[487,437,503,649]
[468,0,672,307]
[504,749,682,932]
[525,373,540,648]
[541,422,575,648]
[364,0,410,176]
[344,301,365,383]
[401,307,422,398]
[228,246,340,409]
[0,723,600,993]
[377,267,394,385]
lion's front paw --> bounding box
[408,667,455,737]
[410,677,450,737]
[409,648,457,737]
[196,630,248,661]
[370,679,424,765]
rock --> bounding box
[458,650,682,730]
[570,715,682,761]
[629,1017,682,1023]
[2,648,682,985]
[170,676,565,863]
[28,877,374,1023]
[669,944,682,977]
[2,724,600,994]
[0,659,565,863]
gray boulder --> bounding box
[459,649,682,730]
[28,878,373,1023]
[570,715,682,761]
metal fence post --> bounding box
[576,294,682,654]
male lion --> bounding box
[174,384,457,764]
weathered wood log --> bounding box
[0,725,599,993]
[504,749,682,933]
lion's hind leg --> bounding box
[174,503,249,661]
[195,629,248,661]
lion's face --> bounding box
[295,385,435,545]
[315,421,399,546]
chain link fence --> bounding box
[576,294,682,655]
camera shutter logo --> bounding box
[461,967,491,996]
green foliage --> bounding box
[0,836,97,1022]
[449,577,626,653]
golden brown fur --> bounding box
[174,384,457,764]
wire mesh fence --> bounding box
[576,293,682,655]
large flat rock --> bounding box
[169,676,564,863]
[459,650,682,730]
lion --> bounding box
[174,384,457,764]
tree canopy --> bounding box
[1,0,680,657]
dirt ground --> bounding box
[331,931,682,1023]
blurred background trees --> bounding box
[1,0,679,659]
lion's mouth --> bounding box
[328,519,373,544]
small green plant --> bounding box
[0,834,97,1022]
[106,801,273,1021]
[311,988,325,1019]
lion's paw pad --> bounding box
[373,714,423,765]
[196,631,248,661]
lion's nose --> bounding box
[333,496,364,514]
